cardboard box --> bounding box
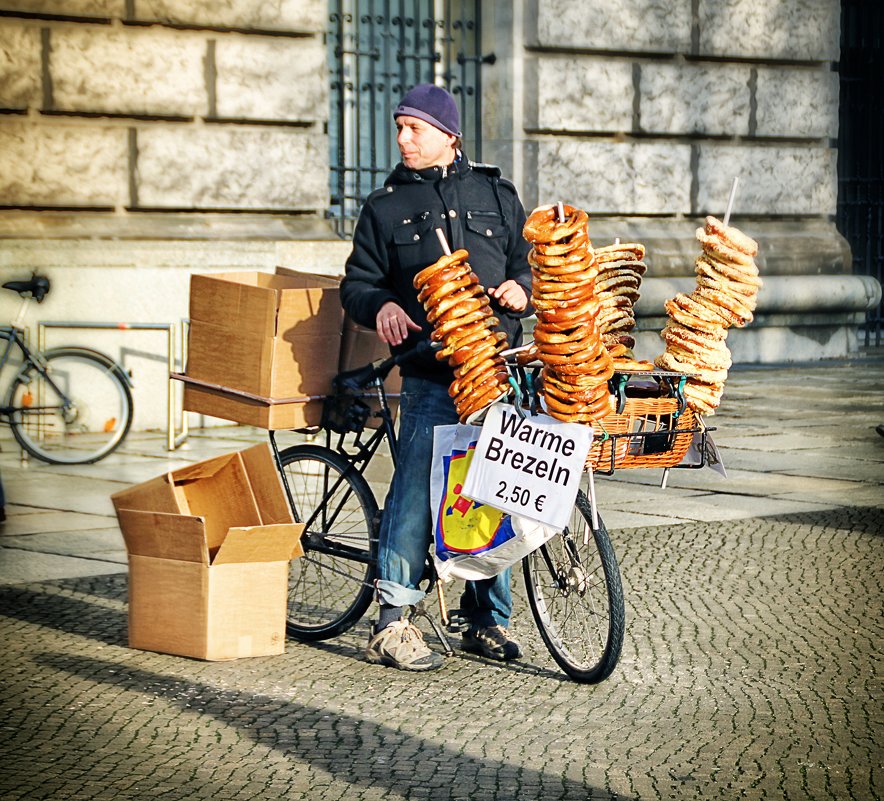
[181,377,324,431]
[187,269,342,399]
[340,315,401,427]
[111,444,304,661]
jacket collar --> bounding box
[388,150,469,185]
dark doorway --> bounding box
[837,1,883,345]
[327,1,486,235]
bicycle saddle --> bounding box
[2,275,51,302]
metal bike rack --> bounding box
[37,320,190,451]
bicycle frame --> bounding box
[269,375,399,565]
[0,326,70,419]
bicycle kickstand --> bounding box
[408,591,456,657]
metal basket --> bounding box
[586,397,701,473]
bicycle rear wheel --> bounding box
[523,490,625,683]
[278,444,378,641]
[7,347,133,465]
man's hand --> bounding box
[376,301,421,345]
[488,280,529,312]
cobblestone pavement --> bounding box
[1,358,882,800]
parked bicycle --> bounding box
[1,275,134,464]
[268,342,627,684]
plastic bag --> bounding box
[429,423,558,582]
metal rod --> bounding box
[38,320,187,453]
[167,324,175,451]
[587,466,599,535]
[435,226,452,255]
[723,176,739,226]
[174,318,189,448]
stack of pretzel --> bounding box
[594,242,654,371]
[412,248,509,421]
[655,216,762,415]
[523,204,614,423]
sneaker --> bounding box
[461,625,522,661]
[365,619,444,671]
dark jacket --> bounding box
[341,153,533,383]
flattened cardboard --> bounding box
[182,381,324,430]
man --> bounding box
[341,84,532,671]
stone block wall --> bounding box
[499,0,875,364]
[0,0,337,434]
[0,0,329,217]
[0,0,878,437]
[521,0,839,220]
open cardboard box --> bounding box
[111,443,304,661]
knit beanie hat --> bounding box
[393,83,462,138]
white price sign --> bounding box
[462,405,592,530]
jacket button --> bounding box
[413,234,420,241]
[486,228,493,236]
[449,210,457,218]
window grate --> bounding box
[837,0,884,346]
[327,1,485,237]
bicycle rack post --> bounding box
[37,320,190,453]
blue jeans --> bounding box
[376,376,513,629]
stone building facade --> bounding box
[0,0,879,430]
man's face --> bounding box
[396,115,456,171]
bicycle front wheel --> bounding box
[523,490,625,683]
[7,348,133,465]
[278,444,379,641]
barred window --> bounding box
[327,1,487,236]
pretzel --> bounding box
[594,243,646,262]
[704,215,758,257]
[430,292,489,323]
[421,278,477,313]
[417,264,473,299]
[533,227,590,255]
[413,249,470,288]
[523,204,589,244]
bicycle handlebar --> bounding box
[335,339,440,392]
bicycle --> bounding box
[268,341,629,684]
[1,275,134,465]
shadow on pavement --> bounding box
[0,574,127,647]
[34,651,632,801]
[1,572,575,684]
[760,505,884,532]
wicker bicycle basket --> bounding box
[585,396,699,473]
